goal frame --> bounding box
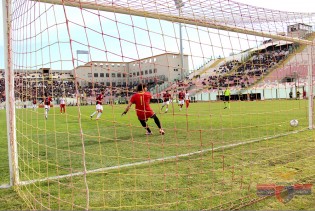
[2,0,314,188]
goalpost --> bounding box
[2,0,315,209]
[3,0,19,187]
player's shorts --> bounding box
[224,96,230,102]
[96,104,103,111]
[162,101,170,106]
[137,111,155,121]
[32,104,37,108]
[178,100,184,105]
[44,105,50,110]
[60,104,65,108]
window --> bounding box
[145,70,148,75]
[112,73,115,77]
[94,73,98,77]
[88,73,92,78]
[117,73,121,77]
[100,73,104,77]
[133,72,136,76]
[106,73,109,77]
[174,69,178,72]
[137,72,139,76]
[154,68,157,73]
[149,69,152,74]
[141,71,144,75]
[106,82,110,86]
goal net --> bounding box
[2,0,315,209]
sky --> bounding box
[0,0,315,69]
[234,0,315,13]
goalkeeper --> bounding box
[122,84,165,135]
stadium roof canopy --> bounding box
[250,40,293,52]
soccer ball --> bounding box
[290,119,299,127]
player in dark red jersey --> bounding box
[32,98,37,110]
[122,84,165,135]
[43,94,52,120]
[90,89,105,120]
[161,90,171,113]
[178,90,185,111]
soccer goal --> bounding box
[2,0,315,209]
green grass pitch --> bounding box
[0,99,314,210]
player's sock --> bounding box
[152,114,162,129]
[165,108,168,112]
[140,119,152,134]
[96,112,102,119]
[90,111,97,118]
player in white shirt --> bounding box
[185,90,190,108]
[60,95,66,114]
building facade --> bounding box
[74,53,189,87]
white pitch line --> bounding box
[0,128,308,189]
